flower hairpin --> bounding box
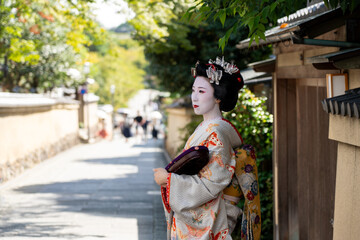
[224,63,239,75]
[206,65,223,85]
[192,57,239,84]
[206,57,239,84]
[209,56,239,75]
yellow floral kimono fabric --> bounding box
[161,118,261,240]
[223,145,261,240]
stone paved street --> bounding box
[0,135,168,240]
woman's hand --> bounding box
[153,168,168,187]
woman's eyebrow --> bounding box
[192,86,207,90]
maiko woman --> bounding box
[154,57,261,240]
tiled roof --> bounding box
[236,2,340,49]
[277,2,330,24]
[321,88,360,118]
[306,48,360,64]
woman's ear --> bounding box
[215,99,221,104]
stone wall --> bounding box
[0,93,80,182]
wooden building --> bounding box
[237,2,360,240]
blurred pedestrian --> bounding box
[141,118,149,142]
[151,119,159,139]
[120,113,132,142]
[133,111,144,140]
[97,119,109,139]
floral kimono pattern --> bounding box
[161,118,245,240]
[223,144,261,240]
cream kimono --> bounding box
[161,118,243,240]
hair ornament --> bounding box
[206,65,223,85]
[195,60,200,67]
[209,56,239,75]
[191,60,200,78]
[191,68,196,78]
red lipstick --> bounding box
[193,105,199,108]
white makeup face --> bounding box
[191,76,219,118]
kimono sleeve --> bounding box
[163,129,236,216]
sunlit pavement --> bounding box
[0,134,167,240]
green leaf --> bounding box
[247,16,255,34]
[270,2,277,12]
[187,5,197,13]
[260,17,268,24]
[262,5,270,19]
[213,11,220,21]
[219,9,226,26]
[218,35,226,52]
[258,23,265,32]
[225,24,234,39]
[182,6,197,21]
[254,14,260,26]
[241,15,251,26]
[220,23,237,50]
[199,6,211,13]
[258,30,266,41]
[323,0,330,8]
[248,34,255,48]
[194,11,211,23]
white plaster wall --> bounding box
[332,143,360,240]
[165,107,193,158]
[0,104,79,165]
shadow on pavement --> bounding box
[0,222,106,239]
[1,141,167,239]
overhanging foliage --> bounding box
[0,0,106,92]
[125,0,271,95]
[183,0,360,51]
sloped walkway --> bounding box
[0,135,167,240]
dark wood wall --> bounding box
[274,77,338,240]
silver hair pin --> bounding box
[209,56,239,76]
[206,66,223,85]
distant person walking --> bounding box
[141,118,149,142]
[134,111,147,142]
[151,119,159,139]
[120,113,132,142]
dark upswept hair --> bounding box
[194,61,244,112]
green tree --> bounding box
[184,0,360,50]
[125,0,271,95]
[0,0,106,92]
[89,34,146,110]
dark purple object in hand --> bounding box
[165,146,209,175]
